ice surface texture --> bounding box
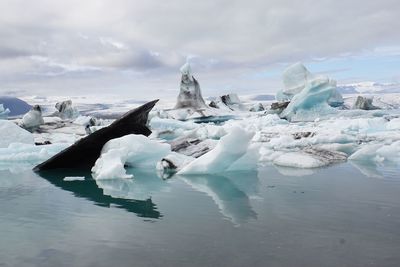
[0,120,34,148]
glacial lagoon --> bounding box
[1,163,399,267]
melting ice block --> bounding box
[278,62,343,108]
[280,76,338,121]
[92,134,171,180]
[178,127,255,175]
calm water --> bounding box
[1,163,400,267]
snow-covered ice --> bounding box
[92,134,171,180]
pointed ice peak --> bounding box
[180,62,193,76]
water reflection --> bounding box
[95,168,170,200]
[179,171,258,225]
[350,160,400,179]
[35,169,162,219]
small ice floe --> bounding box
[55,100,79,120]
[22,105,44,130]
[349,141,400,164]
[63,176,85,181]
[273,147,347,168]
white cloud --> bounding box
[0,0,398,95]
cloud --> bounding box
[0,0,398,96]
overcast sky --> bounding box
[0,0,399,98]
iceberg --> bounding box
[22,105,44,130]
[174,63,207,110]
[178,127,255,175]
[279,63,344,116]
[352,96,379,110]
[92,134,171,180]
[280,76,338,121]
[0,120,34,148]
[55,100,79,120]
[349,141,400,164]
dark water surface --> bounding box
[1,163,400,267]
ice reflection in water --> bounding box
[36,169,162,219]
[179,171,259,225]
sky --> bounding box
[0,0,399,99]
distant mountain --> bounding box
[0,96,31,116]
[251,94,276,101]
[337,82,400,94]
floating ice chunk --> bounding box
[273,147,347,168]
[352,96,379,110]
[92,134,171,180]
[175,62,207,110]
[22,105,44,129]
[156,152,194,178]
[249,103,265,112]
[63,176,85,181]
[280,76,338,121]
[0,104,10,119]
[0,120,34,148]
[220,93,244,110]
[55,100,79,119]
[273,152,327,168]
[349,141,400,163]
[178,127,255,175]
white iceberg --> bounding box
[22,105,44,129]
[280,76,338,121]
[55,100,79,120]
[178,127,255,175]
[91,134,171,180]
